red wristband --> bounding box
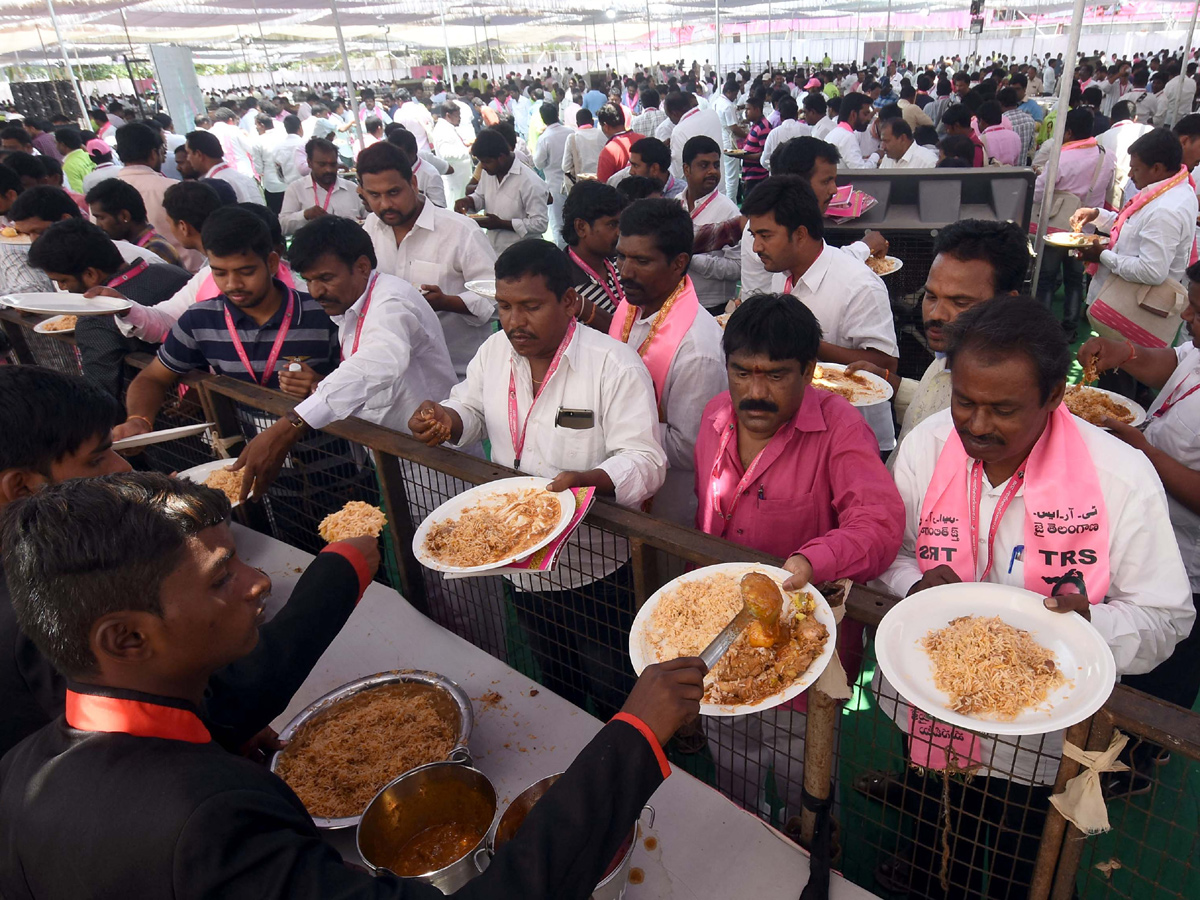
[611,712,672,779]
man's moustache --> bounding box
[739,399,779,413]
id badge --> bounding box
[555,407,595,429]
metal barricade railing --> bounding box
[4,309,1199,900]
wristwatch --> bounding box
[285,409,309,433]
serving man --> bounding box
[696,294,904,820]
[611,199,726,525]
[279,137,365,236]
[743,175,899,451]
[876,298,1191,899]
[680,136,741,313]
[409,240,667,717]
[231,216,456,502]
[0,471,706,899]
[453,129,549,253]
[360,142,497,377]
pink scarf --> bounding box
[916,404,1110,601]
[1085,165,1198,276]
[608,276,700,404]
[195,261,298,302]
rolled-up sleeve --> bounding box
[442,345,490,449]
[456,226,499,324]
[595,360,668,508]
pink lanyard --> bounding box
[681,108,699,124]
[209,163,232,177]
[343,274,379,360]
[568,249,626,309]
[968,459,1026,581]
[223,289,296,386]
[106,259,148,289]
[135,230,154,248]
[312,180,333,211]
[413,159,423,176]
[507,318,576,470]
[709,421,770,537]
[688,190,719,220]
[1153,376,1200,418]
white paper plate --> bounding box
[867,255,903,276]
[813,361,894,407]
[177,459,243,508]
[1044,232,1108,250]
[875,582,1117,736]
[0,292,132,316]
[629,562,838,717]
[112,422,215,451]
[413,476,577,574]
[463,279,497,300]
[32,315,76,334]
[0,233,32,246]
[1065,385,1147,429]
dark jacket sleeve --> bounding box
[454,717,668,900]
[202,545,368,750]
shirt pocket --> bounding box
[731,494,820,558]
[536,421,600,473]
[407,260,444,292]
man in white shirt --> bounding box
[1160,62,1197,127]
[679,136,740,312]
[409,239,667,717]
[663,92,725,192]
[562,109,606,182]
[279,138,365,236]
[811,98,838,141]
[760,96,810,173]
[454,129,549,252]
[1099,100,1153,207]
[432,104,473,203]
[612,198,726,525]
[232,215,456,498]
[237,98,259,134]
[271,115,308,188]
[532,103,572,248]
[387,127,445,208]
[357,88,392,127]
[1073,129,1199,342]
[251,114,286,212]
[713,81,742,200]
[878,118,939,169]
[876,297,1191,898]
[185,130,263,205]
[359,141,497,376]
[208,107,258,179]
[744,175,899,450]
[826,93,879,169]
[394,89,433,153]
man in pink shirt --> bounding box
[976,101,1023,166]
[694,291,905,824]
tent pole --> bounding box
[1166,0,1200,127]
[119,7,145,114]
[329,0,365,152]
[854,0,862,65]
[884,0,892,66]
[646,0,654,72]
[251,0,276,91]
[714,0,720,79]
[767,0,772,69]
[45,0,89,127]
[1029,0,1085,298]
[439,0,453,87]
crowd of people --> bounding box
[0,43,1199,900]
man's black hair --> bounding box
[945,296,1069,405]
[723,291,822,367]
[741,175,824,241]
[630,137,670,171]
[540,103,559,125]
[10,186,81,223]
[162,180,222,231]
[115,122,160,163]
[616,175,664,202]
[640,88,660,109]
[356,140,413,181]
[387,126,418,157]
[596,103,624,129]
[0,366,120,474]
[683,135,721,166]
[54,127,84,151]
[185,130,223,160]
[494,238,571,299]
[28,218,123,278]
[85,178,148,224]
[473,128,511,160]
[305,137,338,160]
[4,151,45,183]
[770,138,840,181]
[941,104,973,130]
[839,92,871,123]
[997,87,1019,109]
[1131,127,1184,171]
[977,100,1004,128]
[1175,113,1200,138]
[289,215,377,273]
[0,163,20,196]
[200,205,273,261]
[561,179,625,246]
[883,117,913,141]
[619,197,694,266]
[802,92,827,115]
[0,126,32,147]
[914,125,939,146]
[1,473,230,677]
[933,219,1030,294]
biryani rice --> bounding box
[1064,385,1135,426]
[203,467,243,505]
[319,501,387,542]
[423,488,561,567]
[921,615,1066,720]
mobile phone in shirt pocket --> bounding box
[555,407,595,429]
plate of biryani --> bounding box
[270,670,473,829]
[177,459,245,508]
[319,501,387,542]
[1064,384,1146,429]
[812,362,893,407]
[1044,231,1109,250]
[414,476,577,574]
[865,255,903,276]
[463,279,497,300]
[629,563,838,716]
[875,582,1116,735]
[33,314,77,334]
